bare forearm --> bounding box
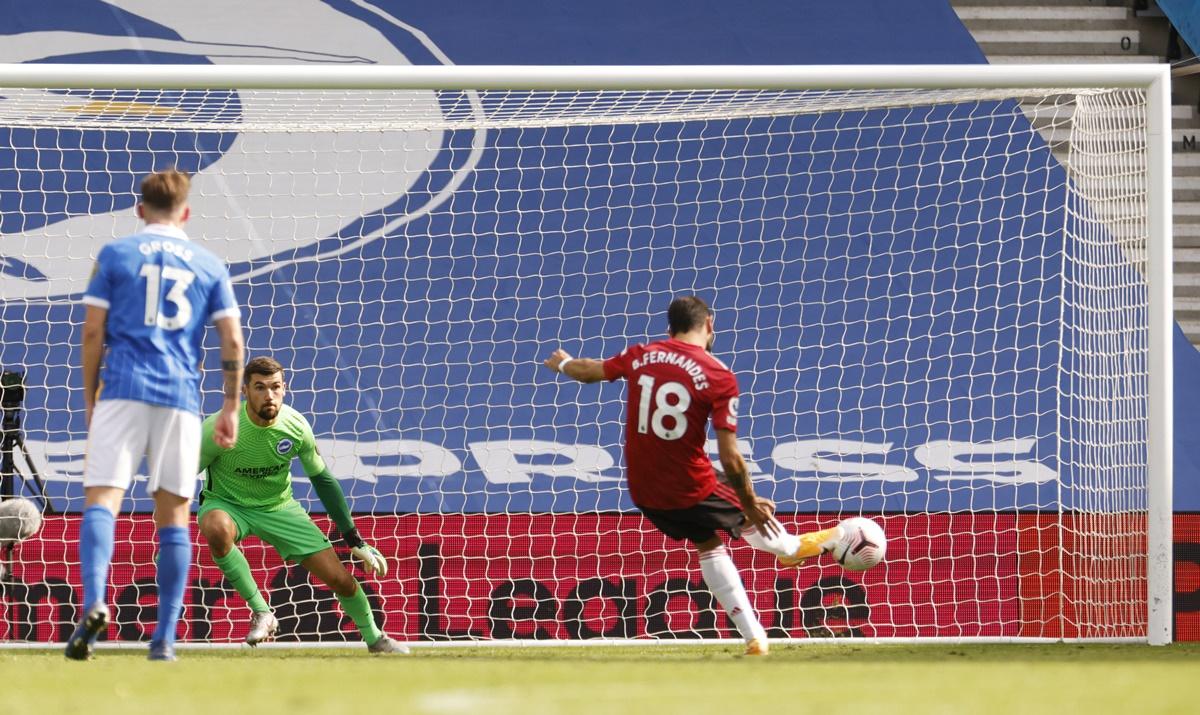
[220,355,243,402]
[561,357,606,383]
[80,306,107,407]
[216,318,245,403]
[81,334,102,404]
[716,428,755,505]
[545,348,607,383]
[721,454,756,506]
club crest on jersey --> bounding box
[276,439,294,456]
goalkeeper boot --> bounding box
[367,635,410,655]
[64,602,109,661]
[245,611,279,647]
[148,641,176,662]
[778,526,844,567]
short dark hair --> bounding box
[243,356,284,385]
[140,168,191,212]
[667,296,712,335]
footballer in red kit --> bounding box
[601,338,739,512]
[544,295,845,657]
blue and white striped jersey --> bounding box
[82,224,240,414]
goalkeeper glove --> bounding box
[342,528,389,577]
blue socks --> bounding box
[80,512,192,646]
[151,526,191,648]
[79,505,115,610]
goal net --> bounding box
[0,66,1171,645]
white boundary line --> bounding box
[0,636,1150,650]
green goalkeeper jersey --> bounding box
[199,402,326,510]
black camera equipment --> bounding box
[0,370,55,513]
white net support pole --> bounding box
[1145,70,1173,647]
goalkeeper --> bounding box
[197,356,405,653]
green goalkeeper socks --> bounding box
[337,583,383,645]
[213,547,271,614]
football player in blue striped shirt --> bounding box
[65,169,245,661]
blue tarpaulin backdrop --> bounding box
[0,1,1195,512]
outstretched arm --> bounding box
[543,348,606,383]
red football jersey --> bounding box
[602,337,740,510]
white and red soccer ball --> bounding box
[831,517,887,572]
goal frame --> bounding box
[0,63,1173,646]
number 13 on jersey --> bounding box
[140,264,196,330]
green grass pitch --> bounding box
[4,643,1198,714]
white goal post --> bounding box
[0,64,1172,646]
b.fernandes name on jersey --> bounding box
[630,350,711,391]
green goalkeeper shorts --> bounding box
[198,496,333,564]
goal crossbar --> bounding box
[0,63,1172,90]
